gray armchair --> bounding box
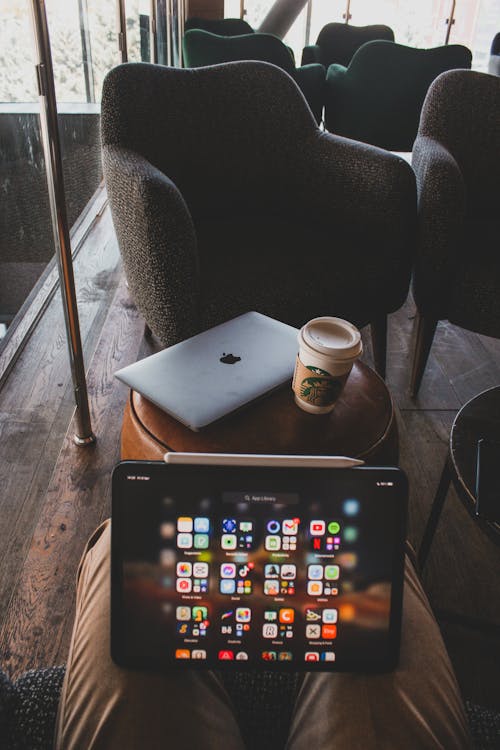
[101,61,416,376]
[410,70,500,395]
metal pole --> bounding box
[117,0,128,63]
[343,0,352,24]
[78,0,95,102]
[166,0,173,65]
[444,0,456,45]
[177,0,185,66]
[304,0,312,46]
[29,0,96,446]
[240,1,245,20]
[150,0,158,62]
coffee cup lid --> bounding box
[300,317,362,361]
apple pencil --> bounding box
[163,452,364,468]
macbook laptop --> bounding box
[115,312,299,431]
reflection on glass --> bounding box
[0,0,54,340]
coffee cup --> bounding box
[292,317,362,414]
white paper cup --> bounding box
[292,317,362,414]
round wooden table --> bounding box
[121,360,398,464]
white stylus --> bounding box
[163,453,364,468]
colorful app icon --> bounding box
[237,563,254,578]
[264,610,277,622]
[325,565,340,580]
[193,562,209,577]
[322,624,337,639]
[279,608,295,624]
[160,522,175,539]
[305,652,319,662]
[306,624,321,639]
[343,526,358,543]
[192,606,208,622]
[321,652,336,662]
[220,579,236,595]
[262,651,277,661]
[176,606,191,621]
[176,562,192,577]
[307,581,323,596]
[264,580,280,596]
[343,498,360,516]
[279,651,293,661]
[222,518,237,533]
[177,517,193,532]
[177,533,192,549]
[281,535,297,551]
[194,517,210,533]
[305,608,321,622]
[176,622,189,635]
[310,520,325,536]
[282,518,299,535]
[281,564,296,580]
[221,563,237,578]
[191,650,207,659]
[266,520,281,534]
[221,534,237,550]
[308,564,323,580]
[265,564,280,578]
[236,607,251,622]
[235,651,249,660]
[176,578,192,593]
[327,521,341,535]
[237,579,252,595]
[175,649,190,659]
[262,623,278,638]
[194,534,209,549]
[265,535,281,551]
[322,609,338,623]
[239,521,253,532]
[218,650,234,660]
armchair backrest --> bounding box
[417,69,500,214]
[327,40,472,150]
[315,22,394,67]
[184,17,254,36]
[183,29,295,75]
[491,32,500,55]
[101,62,318,218]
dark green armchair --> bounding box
[324,40,472,151]
[302,22,394,68]
[184,17,254,36]
[183,29,324,123]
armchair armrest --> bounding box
[301,44,320,66]
[102,145,200,345]
[411,135,466,318]
[294,63,325,124]
[295,134,416,314]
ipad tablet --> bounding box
[111,459,407,673]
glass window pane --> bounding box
[308,1,349,45]
[348,0,449,48]
[449,0,500,71]
[125,0,152,62]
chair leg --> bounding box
[410,313,438,398]
[370,315,387,379]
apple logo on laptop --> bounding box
[220,352,241,365]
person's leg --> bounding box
[286,555,471,750]
[54,521,245,750]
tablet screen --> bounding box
[111,462,407,672]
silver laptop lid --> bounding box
[115,312,299,430]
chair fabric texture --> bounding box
[184,17,254,36]
[324,40,472,151]
[301,22,394,68]
[412,69,500,336]
[182,30,324,122]
[488,32,500,76]
[101,61,416,348]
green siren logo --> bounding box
[300,366,342,405]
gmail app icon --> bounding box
[282,519,299,535]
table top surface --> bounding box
[451,385,500,538]
[123,360,397,463]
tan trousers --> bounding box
[55,521,471,749]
